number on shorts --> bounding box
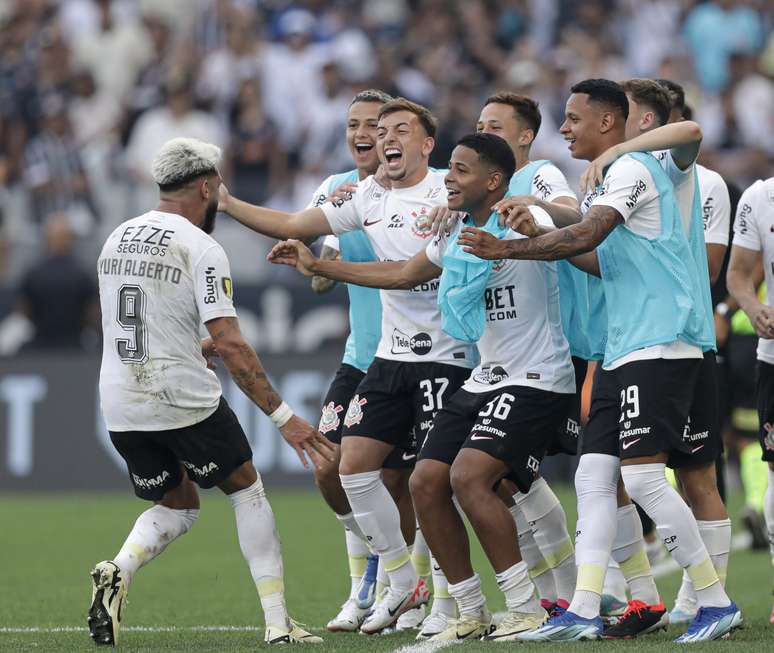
[419,377,449,412]
[479,393,515,420]
[619,385,640,422]
[115,284,148,363]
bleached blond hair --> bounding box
[151,137,222,189]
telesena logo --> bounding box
[625,180,647,209]
[391,329,433,356]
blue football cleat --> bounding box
[355,554,379,609]
[674,602,742,642]
[516,610,603,641]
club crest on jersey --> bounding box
[344,395,367,428]
[411,208,433,239]
[391,328,433,356]
[319,401,344,434]
[491,259,506,273]
[222,277,233,299]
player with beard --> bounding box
[461,80,741,642]
[581,78,732,633]
[301,89,430,633]
[267,132,575,641]
[218,99,476,633]
[90,138,332,646]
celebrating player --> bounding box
[90,138,332,646]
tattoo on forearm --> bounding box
[506,206,621,260]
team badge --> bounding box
[411,208,433,239]
[344,395,368,428]
[222,277,233,299]
[319,401,343,434]
[491,259,506,273]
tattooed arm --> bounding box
[457,205,623,261]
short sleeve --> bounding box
[531,164,577,202]
[529,205,555,227]
[323,235,340,252]
[425,232,449,267]
[732,183,762,251]
[320,184,365,235]
[701,171,730,246]
[194,245,238,323]
[591,156,659,224]
[305,176,332,210]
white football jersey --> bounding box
[98,210,236,431]
[732,178,774,364]
[697,164,730,246]
[321,170,476,368]
[426,220,575,395]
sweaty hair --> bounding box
[378,97,438,138]
[570,79,629,120]
[456,132,516,185]
[350,89,393,107]
[152,137,221,191]
[621,78,671,127]
[656,78,686,113]
[483,92,542,135]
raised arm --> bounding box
[268,239,441,290]
[218,184,333,240]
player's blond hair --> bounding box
[151,138,222,190]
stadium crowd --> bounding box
[0,0,771,287]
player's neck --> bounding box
[469,192,504,227]
[392,164,429,189]
[157,200,203,228]
[587,133,625,162]
[513,148,531,171]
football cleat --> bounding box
[602,600,666,639]
[540,599,556,613]
[355,554,379,609]
[88,560,127,646]
[600,593,628,618]
[360,578,430,634]
[429,608,493,641]
[416,609,451,640]
[669,603,698,625]
[550,598,570,618]
[516,611,603,641]
[396,604,426,630]
[484,609,548,641]
[266,620,323,644]
[674,602,742,643]
[326,599,370,632]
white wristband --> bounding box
[269,401,293,428]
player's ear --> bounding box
[488,170,502,192]
[518,129,534,147]
[599,110,614,134]
[422,136,435,158]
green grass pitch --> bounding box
[1,485,772,652]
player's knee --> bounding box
[679,465,719,506]
[409,463,451,507]
[449,462,485,506]
[313,453,340,489]
[620,464,666,509]
[575,453,619,497]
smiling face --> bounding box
[346,101,382,175]
[559,93,606,162]
[444,144,501,216]
[476,102,533,156]
[376,110,433,184]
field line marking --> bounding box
[387,639,459,653]
[0,625,324,634]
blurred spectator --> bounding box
[16,214,99,351]
[23,94,98,235]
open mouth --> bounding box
[565,137,576,149]
[384,147,403,167]
[355,143,374,155]
[446,188,461,202]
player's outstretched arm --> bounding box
[218,183,333,241]
[492,195,582,229]
[727,245,774,339]
[205,316,335,468]
[269,239,441,290]
[458,205,622,262]
[581,121,703,191]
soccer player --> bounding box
[91,138,333,645]
[218,98,476,633]
[302,89,426,633]
[462,79,742,642]
[727,175,774,625]
[475,92,582,616]
[267,132,575,641]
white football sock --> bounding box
[611,504,659,605]
[229,477,288,628]
[698,519,731,586]
[335,511,368,543]
[496,561,541,614]
[569,454,619,619]
[621,464,730,609]
[376,554,388,596]
[340,471,415,592]
[602,560,628,602]
[448,573,487,618]
[509,502,557,602]
[412,526,432,584]
[515,479,576,603]
[343,527,369,599]
[429,556,456,617]
[765,469,774,563]
[674,569,697,612]
[114,504,198,585]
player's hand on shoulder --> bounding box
[580,146,619,193]
[457,227,508,260]
[328,182,357,206]
[217,182,231,212]
[201,337,218,370]
[492,195,536,227]
[503,205,542,238]
[429,205,462,235]
[279,415,337,469]
[267,239,317,276]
